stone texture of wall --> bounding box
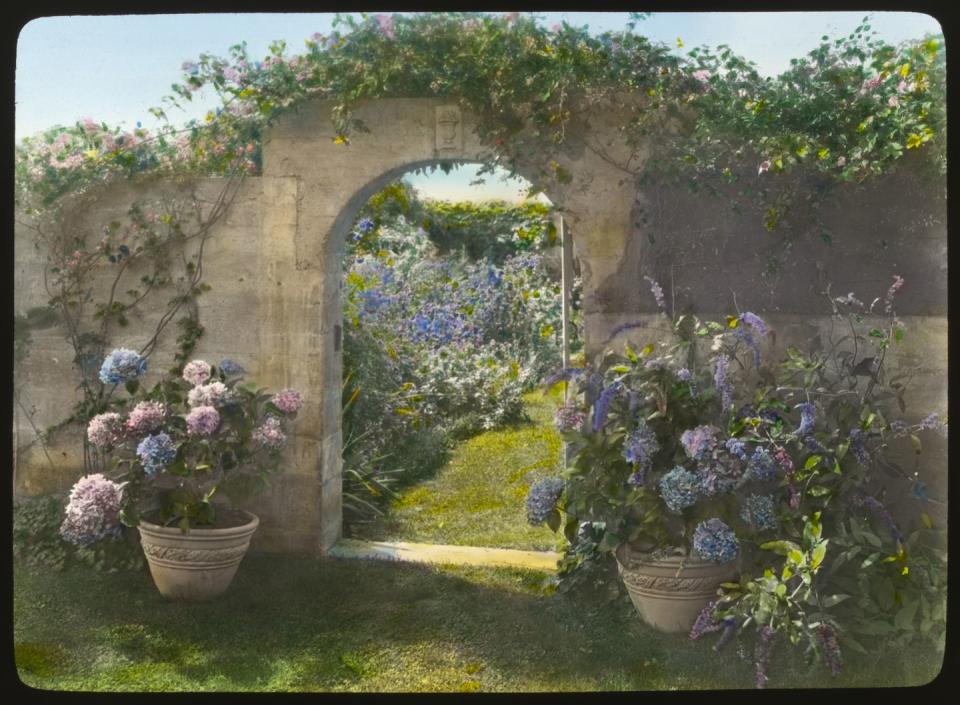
[14,97,947,552]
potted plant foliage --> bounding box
[530,275,946,685]
[60,350,302,600]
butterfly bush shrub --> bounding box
[532,274,946,688]
[62,351,302,538]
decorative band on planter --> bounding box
[615,543,739,633]
[138,511,259,601]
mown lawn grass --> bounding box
[352,387,568,551]
[14,555,942,692]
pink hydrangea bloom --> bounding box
[186,405,220,436]
[692,69,711,83]
[188,381,230,408]
[126,401,166,435]
[60,473,124,545]
[271,389,303,414]
[183,359,212,386]
[87,412,125,449]
[254,415,287,449]
[81,117,99,134]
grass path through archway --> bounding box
[351,387,567,552]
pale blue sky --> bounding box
[15,11,942,201]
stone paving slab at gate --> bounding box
[329,539,561,571]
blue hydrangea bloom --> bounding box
[745,447,777,482]
[659,465,699,513]
[526,477,564,526]
[725,437,748,460]
[99,348,147,385]
[219,358,245,376]
[692,518,739,564]
[697,459,741,497]
[740,494,777,531]
[136,432,178,476]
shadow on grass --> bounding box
[14,554,943,692]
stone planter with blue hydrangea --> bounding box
[528,275,948,688]
[60,349,303,600]
[527,293,777,633]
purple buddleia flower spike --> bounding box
[755,626,776,689]
[740,312,769,336]
[592,382,622,432]
[815,624,843,677]
[713,617,737,652]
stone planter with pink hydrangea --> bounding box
[60,350,303,600]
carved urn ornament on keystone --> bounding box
[137,511,260,601]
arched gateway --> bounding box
[248,97,637,553]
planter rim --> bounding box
[616,542,733,570]
[138,509,259,537]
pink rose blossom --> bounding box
[373,14,395,39]
[758,160,771,175]
[897,80,908,94]
[860,75,882,94]
[186,405,220,436]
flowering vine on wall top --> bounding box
[15,12,945,223]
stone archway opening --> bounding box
[250,97,634,555]
[328,159,578,555]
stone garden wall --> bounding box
[13,98,947,552]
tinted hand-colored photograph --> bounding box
[13,10,947,693]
